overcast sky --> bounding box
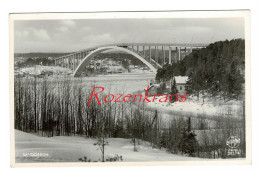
[14,18,244,53]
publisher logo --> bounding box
[226,136,240,148]
[226,136,241,156]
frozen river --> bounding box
[71,73,156,94]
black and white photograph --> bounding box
[9,11,250,166]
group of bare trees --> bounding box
[14,77,159,140]
[14,76,245,158]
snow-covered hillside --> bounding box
[15,130,202,163]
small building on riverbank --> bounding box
[172,76,189,94]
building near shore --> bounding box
[172,76,189,94]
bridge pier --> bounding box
[70,56,72,68]
[169,46,172,64]
[176,47,181,62]
[65,58,67,68]
[67,57,70,69]
[76,55,79,68]
[68,57,71,68]
[155,46,158,68]
[149,46,151,63]
[61,58,63,67]
[70,56,72,69]
[73,55,75,71]
[178,47,181,61]
[77,54,79,68]
[74,57,77,69]
[75,57,77,68]
[70,56,73,70]
[143,46,145,57]
[176,47,178,61]
[162,46,165,65]
[76,54,78,69]
[70,57,72,69]
[76,54,78,68]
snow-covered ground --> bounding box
[17,65,72,75]
[15,130,202,163]
[146,95,243,117]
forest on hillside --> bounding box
[156,39,245,100]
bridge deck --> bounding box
[55,42,209,59]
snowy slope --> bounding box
[15,130,202,163]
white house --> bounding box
[173,76,189,94]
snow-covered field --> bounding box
[15,130,202,163]
[146,95,243,117]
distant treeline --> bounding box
[16,57,54,67]
[14,52,71,58]
[156,39,245,100]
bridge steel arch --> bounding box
[73,46,157,77]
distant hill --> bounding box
[14,52,72,58]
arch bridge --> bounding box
[54,43,208,77]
